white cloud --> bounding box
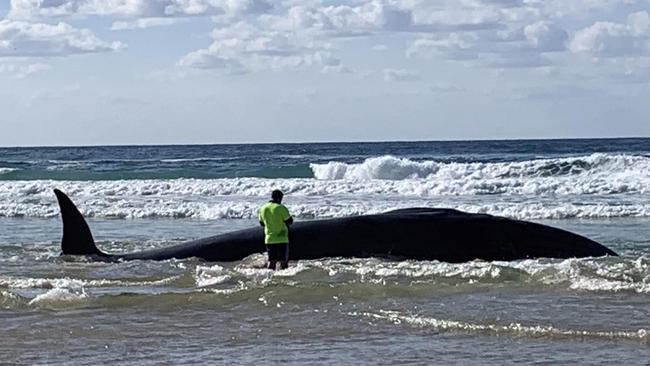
[429,83,464,93]
[529,0,650,19]
[406,19,568,69]
[0,20,125,57]
[261,1,503,36]
[8,0,273,19]
[9,0,153,19]
[570,11,650,58]
[111,17,181,30]
[483,53,553,68]
[177,21,332,73]
[321,64,353,74]
[383,68,419,82]
[570,22,632,55]
[405,38,436,59]
[628,11,650,35]
[406,34,479,61]
[7,0,650,80]
[524,21,567,52]
[0,62,51,78]
[165,0,272,17]
[264,3,408,33]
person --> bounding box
[258,189,293,270]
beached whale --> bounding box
[54,189,617,262]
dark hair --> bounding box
[271,190,284,201]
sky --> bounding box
[0,0,649,146]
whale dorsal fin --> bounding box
[54,189,103,256]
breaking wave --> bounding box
[0,168,17,175]
[1,153,649,219]
[311,153,650,186]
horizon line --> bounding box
[1,135,649,149]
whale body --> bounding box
[54,189,617,262]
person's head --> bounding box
[271,189,284,203]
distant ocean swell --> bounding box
[1,153,649,181]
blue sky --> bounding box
[1,0,649,146]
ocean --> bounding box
[0,139,648,365]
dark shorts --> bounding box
[266,243,289,262]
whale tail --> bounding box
[54,189,105,257]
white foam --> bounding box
[24,278,89,306]
[1,290,22,308]
[0,276,179,289]
[1,153,650,219]
[507,256,650,294]
[353,310,648,340]
[301,257,650,294]
[569,278,650,293]
[188,257,650,295]
[1,186,650,220]
[0,168,17,175]
[28,287,88,306]
[195,264,231,287]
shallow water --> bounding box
[1,217,648,365]
[1,140,650,364]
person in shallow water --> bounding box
[258,190,294,270]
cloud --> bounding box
[177,22,334,73]
[524,21,568,52]
[0,62,51,78]
[406,19,568,69]
[528,0,650,19]
[406,35,478,60]
[483,53,553,68]
[569,11,650,58]
[403,1,650,72]
[429,83,464,93]
[262,1,504,36]
[0,20,125,57]
[321,64,353,74]
[165,0,273,17]
[8,0,273,19]
[383,68,419,82]
[110,17,181,30]
[508,84,612,101]
[260,4,391,37]
[9,0,159,19]
[8,0,650,80]
[579,56,650,83]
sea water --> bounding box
[0,139,648,364]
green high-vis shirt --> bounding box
[258,202,292,244]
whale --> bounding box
[53,189,618,262]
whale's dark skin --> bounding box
[54,189,618,262]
